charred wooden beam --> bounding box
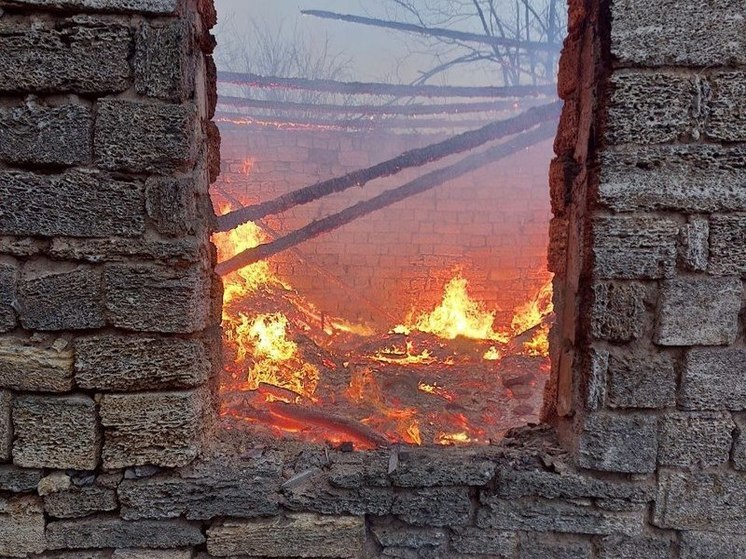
[215,100,561,233]
[217,71,558,99]
[216,120,556,276]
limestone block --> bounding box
[599,144,746,213]
[0,104,92,166]
[658,412,734,468]
[44,485,117,519]
[680,532,746,559]
[99,389,208,469]
[576,412,658,474]
[283,478,393,516]
[0,18,131,93]
[388,449,496,487]
[0,170,145,238]
[38,472,71,496]
[611,0,746,67]
[113,551,193,559]
[135,21,194,102]
[607,351,676,409]
[655,277,742,346]
[95,100,196,173]
[75,335,210,391]
[518,537,593,559]
[0,338,74,392]
[590,282,646,342]
[0,495,46,557]
[707,72,746,142]
[681,348,746,411]
[104,264,210,334]
[391,488,472,527]
[33,552,110,559]
[7,0,178,13]
[605,72,695,145]
[0,390,10,462]
[370,522,448,549]
[207,514,365,558]
[598,535,671,559]
[13,395,100,470]
[450,528,517,556]
[653,471,746,531]
[48,236,204,265]
[145,177,198,237]
[592,216,678,279]
[0,465,43,492]
[46,517,204,550]
[19,264,105,331]
[677,215,709,272]
[0,259,18,333]
[734,415,746,471]
[709,214,746,276]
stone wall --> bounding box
[0,0,746,557]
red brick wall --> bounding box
[215,124,553,328]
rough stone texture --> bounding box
[707,72,746,142]
[282,478,393,517]
[19,264,105,331]
[0,259,17,333]
[597,535,671,559]
[592,216,678,279]
[0,170,145,238]
[0,495,46,557]
[0,18,131,93]
[658,412,735,468]
[678,216,709,272]
[37,472,71,497]
[388,450,496,487]
[75,335,210,391]
[599,144,746,213]
[709,214,746,276]
[450,527,517,555]
[104,264,211,334]
[654,471,746,532]
[734,415,746,471]
[0,104,92,166]
[48,236,203,265]
[680,348,746,411]
[95,100,196,173]
[576,412,658,473]
[12,395,100,470]
[611,0,746,67]
[0,390,10,462]
[113,551,193,559]
[391,488,472,527]
[118,456,280,520]
[207,514,365,558]
[605,72,696,145]
[135,21,194,102]
[680,532,746,559]
[655,277,742,346]
[0,465,43,492]
[370,522,448,550]
[46,517,205,550]
[8,0,177,12]
[518,537,593,559]
[145,177,198,237]
[590,282,646,342]
[99,390,207,469]
[607,350,676,409]
[0,339,74,392]
[44,486,118,519]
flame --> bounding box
[511,279,554,357]
[483,346,502,361]
[406,275,510,342]
[417,382,455,402]
[436,431,472,444]
[373,340,435,365]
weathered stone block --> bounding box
[104,264,211,334]
[118,456,281,520]
[75,335,210,391]
[710,214,746,276]
[607,350,676,409]
[99,389,207,469]
[0,390,10,462]
[658,412,734,468]
[370,521,447,550]
[135,21,194,102]
[477,498,643,536]
[576,412,658,474]
[518,537,593,559]
[0,496,45,557]
[19,264,105,331]
[681,348,746,411]
[37,472,71,496]
[0,170,145,238]
[283,478,393,516]
[207,514,364,558]
[0,258,18,333]
[0,338,74,392]
[606,72,695,145]
[13,395,100,470]
[734,415,746,471]
[95,100,196,173]
[655,277,742,346]
[611,0,746,67]
[680,532,746,559]
[590,282,646,342]
[32,552,110,559]
[707,72,746,142]
[8,0,178,12]
[0,465,43,492]
[46,517,204,550]
[113,551,193,559]
[48,236,204,265]
[389,449,496,487]
[599,144,746,213]
[0,104,92,166]
[145,177,198,237]
[678,215,709,272]
[391,488,472,527]
[598,535,671,559]
[592,216,678,279]
[44,486,117,519]
[654,471,746,532]
[450,527,517,556]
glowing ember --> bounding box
[483,346,503,361]
[372,341,435,365]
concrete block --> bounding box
[577,412,658,474]
[0,338,74,392]
[0,495,46,557]
[12,395,100,470]
[681,348,746,411]
[655,277,742,346]
[0,390,10,462]
[607,350,676,409]
[590,282,646,342]
[135,20,194,102]
[709,214,746,276]
[391,488,472,527]
[658,412,735,468]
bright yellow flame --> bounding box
[511,279,554,357]
[372,341,434,365]
[435,431,472,444]
[483,346,503,361]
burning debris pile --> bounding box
[215,209,553,449]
